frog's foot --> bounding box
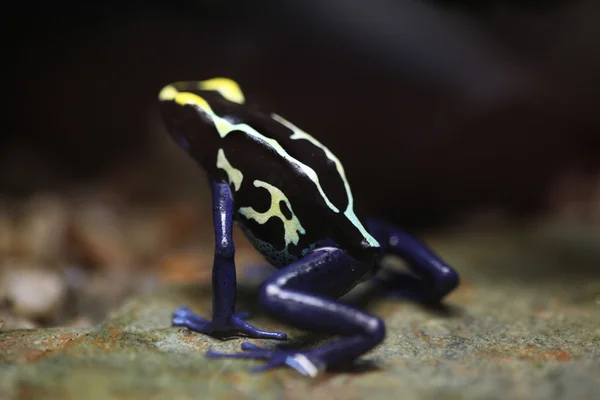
[207,342,325,377]
[172,307,287,340]
[366,218,459,304]
[204,248,386,377]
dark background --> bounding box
[4,0,600,228]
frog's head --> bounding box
[158,78,246,164]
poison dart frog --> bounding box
[158,78,459,377]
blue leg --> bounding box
[172,178,286,340]
[366,218,459,303]
[206,247,385,377]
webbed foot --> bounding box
[207,342,325,377]
[172,307,287,340]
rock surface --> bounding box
[1,225,600,400]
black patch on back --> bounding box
[237,212,286,251]
[169,91,374,262]
[208,99,350,213]
[244,179,272,214]
[281,136,349,210]
[279,200,293,220]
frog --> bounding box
[158,78,459,377]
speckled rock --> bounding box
[1,225,600,400]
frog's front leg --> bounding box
[206,247,385,376]
[366,218,459,303]
[172,178,286,340]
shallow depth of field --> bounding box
[2,2,600,399]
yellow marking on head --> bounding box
[158,85,178,101]
[197,78,245,104]
[159,85,238,138]
[216,148,243,191]
[174,92,212,109]
[159,78,245,105]
[159,84,212,110]
[239,180,305,247]
[271,113,380,248]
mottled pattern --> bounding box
[238,223,299,267]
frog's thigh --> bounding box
[258,247,382,335]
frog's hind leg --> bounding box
[366,218,459,303]
[171,178,286,340]
[206,247,385,376]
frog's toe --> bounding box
[172,308,210,331]
[228,315,287,340]
[172,306,191,317]
[172,308,249,326]
[206,342,274,359]
[251,352,325,377]
[171,307,286,340]
[207,343,325,377]
[241,342,268,351]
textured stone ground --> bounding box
[1,223,600,400]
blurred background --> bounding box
[2,0,600,330]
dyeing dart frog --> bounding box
[158,78,459,377]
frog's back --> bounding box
[196,96,378,266]
[160,85,379,266]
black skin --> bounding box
[160,81,459,376]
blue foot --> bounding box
[172,307,287,340]
[207,342,325,377]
